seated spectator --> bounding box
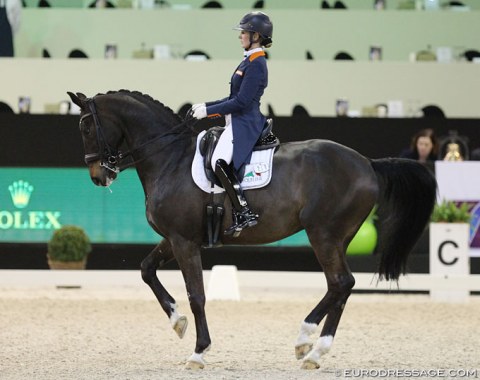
[400,128,438,163]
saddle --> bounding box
[199,119,279,185]
[197,119,279,248]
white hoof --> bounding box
[300,335,333,370]
[185,360,204,370]
[185,352,206,370]
[173,315,188,339]
[295,321,317,360]
[301,358,320,370]
[295,343,313,360]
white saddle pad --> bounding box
[191,130,275,194]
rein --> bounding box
[80,97,198,172]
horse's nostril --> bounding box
[91,177,101,186]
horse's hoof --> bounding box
[301,359,320,370]
[173,315,188,339]
[184,359,204,370]
[185,349,208,370]
[295,343,313,360]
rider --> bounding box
[192,11,273,236]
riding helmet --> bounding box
[233,11,273,48]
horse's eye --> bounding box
[80,122,91,135]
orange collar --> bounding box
[249,51,266,62]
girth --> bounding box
[199,119,279,184]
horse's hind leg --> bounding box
[295,233,355,370]
[141,240,188,339]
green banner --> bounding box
[0,167,312,246]
[0,168,159,243]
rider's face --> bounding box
[239,30,250,50]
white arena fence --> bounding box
[0,269,479,302]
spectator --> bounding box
[0,0,21,57]
[400,128,438,163]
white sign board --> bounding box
[429,223,470,302]
[435,161,480,257]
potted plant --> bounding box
[430,199,471,223]
[429,200,471,302]
[47,225,92,269]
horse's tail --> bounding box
[370,158,437,280]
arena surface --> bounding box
[0,271,479,380]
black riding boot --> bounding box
[215,159,259,236]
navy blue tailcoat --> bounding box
[206,50,268,174]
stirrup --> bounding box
[224,208,259,237]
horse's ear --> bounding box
[67,91,87,109]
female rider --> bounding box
[192,11,273,236]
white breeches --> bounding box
[210,115,233,168]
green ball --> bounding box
[347,221,378,255]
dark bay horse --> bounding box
[67,90,436,370]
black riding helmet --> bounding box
[233,11,273,48]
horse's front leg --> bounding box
[140,240,188,339]
[173,239,211,370]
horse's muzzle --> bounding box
[88,163,117,187]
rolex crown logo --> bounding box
[8,180,34,209]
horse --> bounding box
[67,90,437,370]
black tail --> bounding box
[371,158,437,280]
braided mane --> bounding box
[102,89,183,123]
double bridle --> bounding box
[79,97,197,173]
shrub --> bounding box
[430,200,471,223]
[47,225,92,262]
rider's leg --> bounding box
[210,117,258,236]
[214,159,258,236]
[210,122,233,168]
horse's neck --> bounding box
[121,107,186,158]
[115,99,194,190]
[128,124,195,190]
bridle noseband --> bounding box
[79,97,198,173]
[80,98,121,174]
